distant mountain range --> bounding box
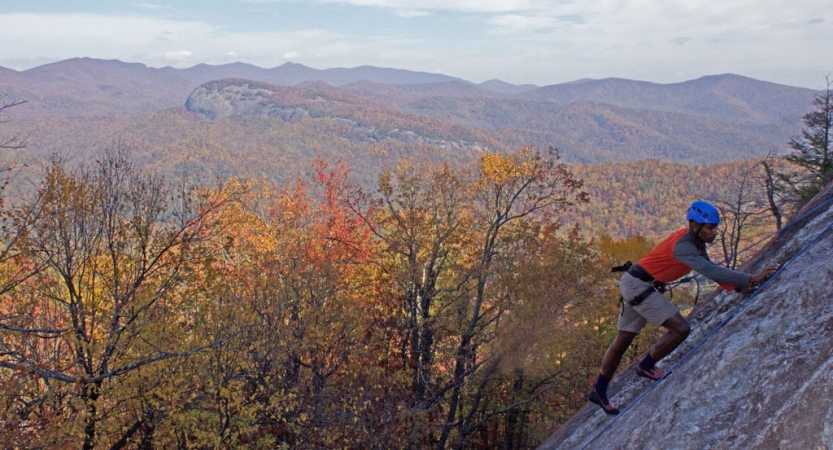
[0,57,823,238]
[0,57,820,172]
[0,57,532,118]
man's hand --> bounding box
[738,264,780,293]
[739,285,757,294]
[750,264,780,284]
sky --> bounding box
[0,0,831,89]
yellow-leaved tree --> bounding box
[0,146,229,449]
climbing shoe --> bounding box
[634,364,667,381]
[588,389,620,415]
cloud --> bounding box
[0,13,213,50]
[487,14,564,34]
[0,1,831,88]
[0,12,346,69]
[395,9,430,18]
[164,50,192,61]
[239,0,545,14]
[131,2,167,10]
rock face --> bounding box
[184,78,496,152]
[185,80,311,121]
[540,182,833,450]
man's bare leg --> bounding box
[636,313,691,379]
[590,330,638,413]
[647,313,690,362]
[600,330,638,378]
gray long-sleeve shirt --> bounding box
[672,230,752,288]
[638,227,752,289]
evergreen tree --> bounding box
[784,76,833,204]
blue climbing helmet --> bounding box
[686,200,719,224]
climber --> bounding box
[588,200,780,415]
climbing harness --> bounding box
[611,261,681,311]
[611,262,665,314]
[625,263,666,306]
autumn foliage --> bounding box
[0,145,718,449]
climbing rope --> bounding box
[579,197,833,450]
[664,275,701,306]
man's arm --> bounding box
[672,235,752,289]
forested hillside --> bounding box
[7,107,494,190]
[568,159,773,238]
[406,97,788,163]
[0,58,815,448]
[0,147,625,449]
[519,74,811,124]
[5,108,775,241]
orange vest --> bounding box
[638,228,693,283]
[637,228,734,291]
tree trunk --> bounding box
[436,334,470,450]
[762,160,783,230]
[503,369,525,450]
[82,382,101,450]
[138,407,156,450]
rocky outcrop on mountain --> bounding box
[185,81,310,121]
[184,79,498,152]
[540,182,833,449]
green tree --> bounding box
[784,76,833,204]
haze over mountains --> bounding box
[0,57,523,118]
[0,57,822,238]
[0,58,818,170]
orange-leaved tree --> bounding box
[164,159,407,449]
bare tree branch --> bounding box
[0,94,28,150]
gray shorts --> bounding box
[617,272,680,334]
